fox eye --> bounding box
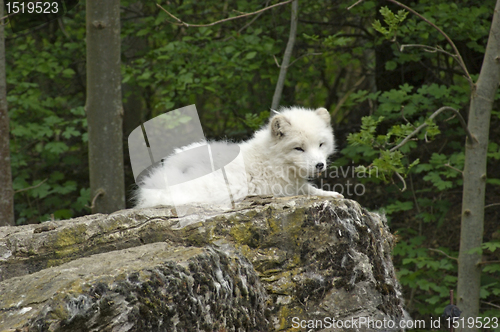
[319,143,324,147]
[294,147,304,152]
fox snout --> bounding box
[315,162,325,171]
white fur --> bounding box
[134,106,343,209]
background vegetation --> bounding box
[4,0,500,329]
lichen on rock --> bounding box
[0,196,408,331]
[0,243,269,331]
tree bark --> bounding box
[271,0,298,110]
[86,0,125,214]
[0,0,15,226]
[457,0,500,326]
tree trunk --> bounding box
[271,0,298,110]
[86,0,125,214]
[457,0,500,326]
[0,0,15,227]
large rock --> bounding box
[0,196,408,331]
[0,243,268,332]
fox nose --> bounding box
[315,162,325,171]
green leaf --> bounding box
[45,142,69,154]
[245,51,257,60]
[385,61,397,71]
[53,209,73,219]
[62,68,75,77]
[482,241,500,252]
[62,126,81,139]
[385,200,414,214]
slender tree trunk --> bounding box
[457,0,500,326]
[0,0,15,226]
[271,0,298,110]
[86,0,125,214]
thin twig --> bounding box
[481,301,500,310]
[86,188,105,210]
[272,54,281,68]
[347,0,365,11]
[443,163,463,175]
[428,248,459,261]
[15,179,48,193]
[390,106,475,152]
[331,75,366,119]
[485,202,500,209]
[348,0,472,84]
[383,0,472,83]
[478,260,500,266]
[274,52,322,69]
[286,52,322,68]
[400,44,457,59]
[156,0,294,28]
[237,0,271,34]
[394,171,407,192]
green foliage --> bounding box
[373,7,409,40]
[243,110,270,131]
[7,13,90,223]
[394,233,458,316]
[343,1,500,322]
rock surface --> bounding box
[0,196,408,331]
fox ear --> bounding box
[270,114,291,138]
[315,107,331,124]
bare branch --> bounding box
[478,260,500,266]
[15,178,48,193]
[347,0,365,11]
[271,0,298,110]
[481,301,500,310]
[390,106,475,152]
[383,0,472,83]
[428,248,459,262]
[485,203,500,209]
[394,171,407,192]
[287,52,322,68]
[443,161,464,175]
[274,52,322,69]
[156,0,294,28]
[331,75,366,119]
[444,163,463,175]
[86,188,105,210]
[272,54,281,68]
[237,0,271,34]
[348,0,472,83]
[400,44,456,58]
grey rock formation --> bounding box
[0,196,408,331]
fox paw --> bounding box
[329,191,344,199]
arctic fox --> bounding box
[134,106,343,209]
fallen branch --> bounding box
[156,0,294,28]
